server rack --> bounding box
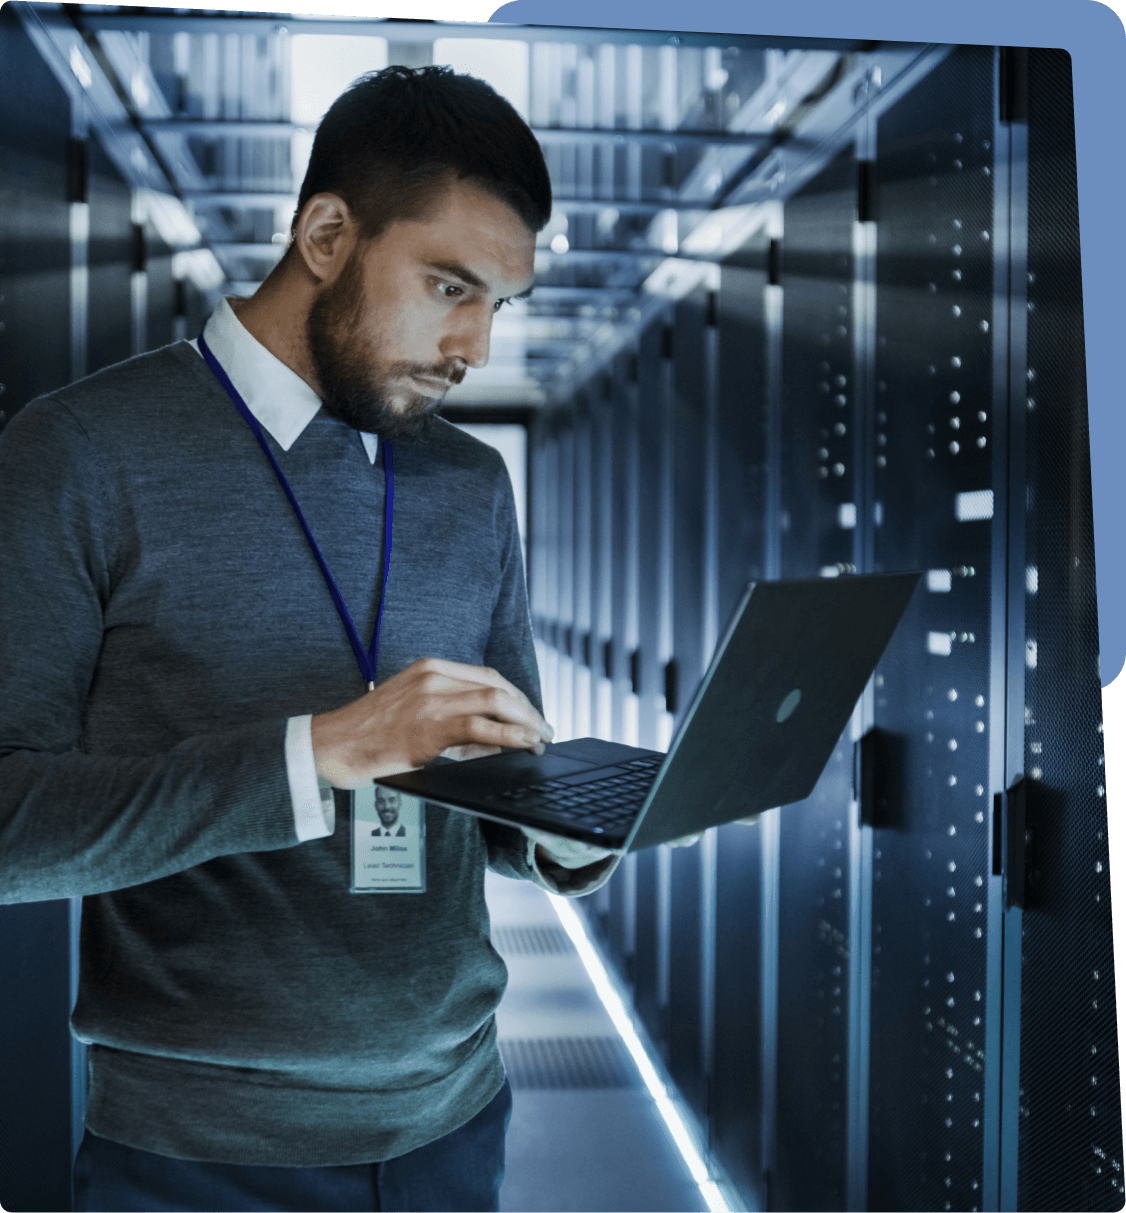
[531,44,1119,1213]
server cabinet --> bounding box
[608,347,641,749]
[715,255,771,623]
[0,4,74,421]
[606,350,641,986]
[866,48,998,1212]
[631,315,673,1053]
[556,414,576,738]
[711,820,767,1203]
[527,39,1117,1213]
[709,252,772,1204]
[771,145,860,1213]
[665,287,712,1123]
[86,133,133,374]
[571,392,593,740]
[0,12,84,1212]
[1015,48,1120,1212]
[590,373,614,742]
[530,412,558,728]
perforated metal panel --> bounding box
[1016,47,1122,1212]
[709,252,771,1209]
[499,1037,644,1090]
[716,256,770,625]
[666,289,712,1123]
[867,47,996,1213]
[772,146,858,1212]
[780,147,858,582]
[667,843,705,1119]
[630,318,671,1052]
[606,350,641,984]
[711,820,766,1203]
[637,316,668,750]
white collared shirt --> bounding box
[190,297,375,841]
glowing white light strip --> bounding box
[547,893,732,1213]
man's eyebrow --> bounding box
[426,261,489,291]
[427,261,534,301]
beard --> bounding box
[306,251,464,442]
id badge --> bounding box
[351,783,426,893]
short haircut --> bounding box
[294,64,552,239]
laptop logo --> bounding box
[776,688,802,723]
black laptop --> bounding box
[376,572,921,852]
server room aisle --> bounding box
[486,871,708,1213]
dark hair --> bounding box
[294,64,552,239]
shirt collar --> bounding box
[191,296,379,465]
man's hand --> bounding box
[311,657,553,789]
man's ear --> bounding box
[293,193,356,283]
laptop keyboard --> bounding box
[494,755,664,836]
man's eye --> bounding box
[438,283,462,299]
[494,298,513,312]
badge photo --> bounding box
[351,783,426,893]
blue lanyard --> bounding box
[198,333,394,690]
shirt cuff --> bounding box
[286,715,335,841]
[523,827,620,896]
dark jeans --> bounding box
[73,1078,512,1213]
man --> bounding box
[0,65,613,1212]
[374,787,408,838]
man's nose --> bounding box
[442,307,492,371]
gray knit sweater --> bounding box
[0,340,542,1165]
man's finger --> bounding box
[454,714,548,752]
[437,685,552,740]
[410,659,553,739]
[440,743,504,762]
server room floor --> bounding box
[486,870,708,1213]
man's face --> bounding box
[375,788,401,828]
[307,176,536,440]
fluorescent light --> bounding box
[643,257,720,302]
[547,893,733,1213]
[658,208,679,255]
[433,39,529,120]
[139,191,201,249]
[290,35,388,127]
[172,249,225,293]
[69,44,92,90]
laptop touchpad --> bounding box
[417,748,595,799]
[466,750,593,782]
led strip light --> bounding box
[547,893,736,1213]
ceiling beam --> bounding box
[147,119,764,149]
[183,190,707,215]
[77,14,864,54]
